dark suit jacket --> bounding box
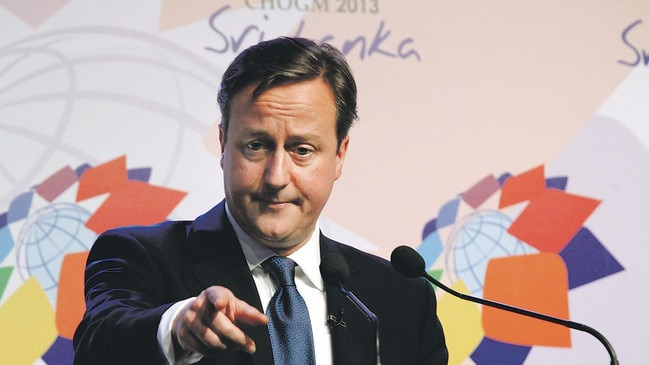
[73,201,447,364]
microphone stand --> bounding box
[337,283,382,365]
[421,271,619,365]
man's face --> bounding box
[220,78,349,255]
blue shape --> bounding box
[418,231,443,269]
[128,167,152,182]
[421,218,437,239]
[42,336,74,365]
[75,163,92,178]
[0,226,14,263]
[559,227,624,289]
[471,336,531,365]
[546,176,568,190]
[497,172,512,185]
[449,211,536,296]
[7,191,33,224]
[16,202,95,303]
[437,198,460,229]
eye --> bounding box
[290,144,315,158]
[295,146,313,156]
[245,141,265,151]
[242,141,270,160]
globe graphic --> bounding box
[444,209,536,297]
[15,202,96,304]
[0,27,224,213]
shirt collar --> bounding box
[225,202,324,291]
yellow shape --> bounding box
[437,280,484,365]
[0,277,58,364]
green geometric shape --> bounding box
[427,269,444,290]
[0,267,13,300]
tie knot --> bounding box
[263,256,297,287]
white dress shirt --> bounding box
[157,204,332,364]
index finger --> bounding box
[206,287,268,326]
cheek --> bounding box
[228,166,260,190]
[223,156,258,190]
[296,167,336,202]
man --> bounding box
[73,37,448,365]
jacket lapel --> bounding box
[321,235,377,365]
[183,201,274,365]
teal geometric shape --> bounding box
[418,231,443,269]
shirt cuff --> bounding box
[157,298,204,365]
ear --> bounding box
[219,124,225,168]
[334,135,350,180]
[218,124,226,151]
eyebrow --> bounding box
[241,128,324,143]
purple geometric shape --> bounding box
[559,227,624,289]
[437,198,460,229]
[471,336,531,365]
[418,231,443,269]
[128,167,152,182]
[7,191,33,224]
[0,212,6,228]
[498,172,512,186]
[75,163,92,178]
[42,336,74,365]
[463,175,500,209]
[422,218,437,239]
[0,226,13,263]
[546,176,568,191]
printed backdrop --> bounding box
[1,1,648,364]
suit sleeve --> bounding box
[416,278,449,364]
[72,230,176,365]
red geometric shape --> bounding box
[482,253,571,347]
[85,180,186,234]
[499,165,546,209]
[76,155,128,201]
[507,189,600,252]
[463,174,500,209]
[56,251,88,339]
[36,166,78,202]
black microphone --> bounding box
[390,245,619,365]
[320,253,381,365]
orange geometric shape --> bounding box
[499,165,546,209]
[56,251,89,339]
[85,180,186,234]
[507,189,600,252]
[76,155,128,201]
[482,253,571,347]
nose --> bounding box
[264,149,291,189]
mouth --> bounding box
[254,196,300,208]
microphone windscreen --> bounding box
[320,253,350,286]
[390,245,426,278]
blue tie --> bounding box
[263,256,315,365]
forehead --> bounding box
[229,78,337,132]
